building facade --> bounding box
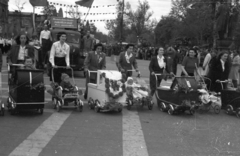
[0,0,8,37]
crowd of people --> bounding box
[0,36,14,55]
[1,29,240,98]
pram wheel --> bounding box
[225,105,233,115]
[56,101,61,112]
[189,108,195,115]
[213,105,220,114]
[53,98,57,109]
[0,107,4,116]
[88,98,95,110]
[118,108,122,113]
[126,100,132,110]
[236,108,240,118]
[76,100,83,112]
[77,105,83,112]
[94,106,100,113]
[158,102,166,112]
[39,108,44,114]
[148,101,153,110]
[168,105,174,115]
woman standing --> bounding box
[7,34,35,65]
[228,50,240,88]
[209,52,230,92]
[117,44,139,81]
[181,48,199,76]
[49,32,70,84]
[149,47,173,96]
[7,34,35,82]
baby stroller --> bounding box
[87,70,124,113]
[7,64,46,115]
[125,70,153,110]
[51,66,83,112]
[0,72,4,116]
[195,67,222,114]
[217,80,240,118]
[156,73,199,115]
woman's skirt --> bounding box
[50,57,66,83]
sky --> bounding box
[8,0,172,34]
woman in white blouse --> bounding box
[49,32,70,83]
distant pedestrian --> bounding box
[40,25,52,68]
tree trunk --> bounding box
[212,1,217,49]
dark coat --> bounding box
[117,51,138,71]
[84,51,106,71]
[149,56,171,95]
[209,57,230,92]
[149,56,171,74]
[7,45,35,64]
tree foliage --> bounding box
[105,0,156,46]
[155,0,240,48]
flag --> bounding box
[29,0,48,7]
[75,0,94,8]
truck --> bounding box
[47,17,85,77]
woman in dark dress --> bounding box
[209,52,230,92]
[181,48,199,76]
[149,47,173,96]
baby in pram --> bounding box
[125,77,149,99]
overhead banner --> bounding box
[51,17,78,29]
[30,0,48,7]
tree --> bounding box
[105,0,156,46]
[66,6,82,19]
[154,16,179,46]
[14,0,26,28]
[127,0,153,36]
[41,4,57,18]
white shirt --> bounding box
[157,55,165,68]
[0,39,3,44]
[49,41,70,66]
[39,30,51,44]
[18,46,27,60]
[125,52,133,63]
[220,59,225,71]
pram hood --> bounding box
[100,70,122,81]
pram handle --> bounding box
[8,63,25,67]
[52,66,72,69]
[126,70,141,78]
[216,80,229,83]
[216,79,232,90]
[7,63,25,72]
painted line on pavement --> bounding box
[122,110,149,156]
[9,111,72,156]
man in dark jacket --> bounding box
[84,43,106,99]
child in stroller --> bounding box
[125,77,153,110]
[59,73,74,94]
[51,72,83,112]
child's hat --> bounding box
[61,73,69,80]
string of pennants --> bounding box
[35,7,117,15]
[83,19,115,22]
[48,1,117,8]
